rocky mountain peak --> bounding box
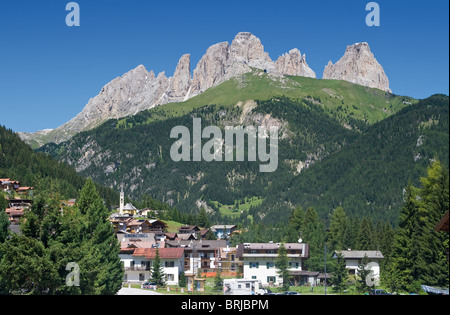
[20,34,391,147]
[230,32,274,71]
[274,48,316,78]
[323,42,391,92]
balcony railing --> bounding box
[124,266,150,271]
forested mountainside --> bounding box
[0,125,119,208]
[37,72,448,225]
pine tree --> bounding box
[356,254,372,294]
[214,269,223,292]
[0,192,9,243]
[301,207,325,272]
[151,248,165,287]
[387,184,418,292]
[357,217,375,250]
[387,160,449,292]
[288,205,304,232]
[276,243,290,291]
[328,207,348,251]
[331,252,348,294]
[77,178,124,295]
[415,161,449,287]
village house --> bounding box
[236,242,310,286]
[333,250,384,281]
[165,240,227,275]
[119,247,185,285]
[219,245,242,274]
[210,225,237,239]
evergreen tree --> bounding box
[276,243,290,291]
[214,269,223,292]
[388,160,449,292]
[328,207,348,251]
[301,207,325,272]
[331,252,348,294]
[387,184,418,292]
[356,254,372,294]
[288,205,304,232]
[414,160,449,287]
[77,178,124,295]
[357,217,375,250]
[0,193,9,243]
[151,248,165,287]
[197,208,210,228]
[179,271,187,288]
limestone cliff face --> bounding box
[323,42,391,92]
[23,35,392,146]
[274,48,316,78]
[26,32,318,145]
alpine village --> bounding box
[0,32,448,296]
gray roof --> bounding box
[333,250,384,259]
[123,203,136,210]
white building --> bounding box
[237,242,310,286]
[120,247,185,285]
[332,250,384,281]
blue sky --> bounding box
[0,0,448,133]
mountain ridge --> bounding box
[19,33,391,148]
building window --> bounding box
[166,274,174,282]
[165,261,175,268]
[267,276,276,283]
[252,276,257,280]
[249,262,259,269]
[266,262,274,269]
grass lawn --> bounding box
[210,196,263,218]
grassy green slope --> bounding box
[117,71,414,129]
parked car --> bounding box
[369,289,391,295]
[279,291,302,295]
[142,282,158,290]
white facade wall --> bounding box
[243,256,304,286]
[346,259,381,280]
[120,254,183,285]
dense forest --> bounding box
[39,93,449,227]
[0,125,119,208]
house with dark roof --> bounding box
[236,242,310,286]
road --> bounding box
[117,287,163,295]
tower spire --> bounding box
[119,184,124,215]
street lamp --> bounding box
[324,228,330,296]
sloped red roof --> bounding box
[133,248,184,259]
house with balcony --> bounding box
[165,240,227,275]
[236,242,310,286]
[210,225,237,239]
[119,247,185,285]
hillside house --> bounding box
[333,250,384,280]
[211,225,237,239]
[236,242,310,286]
